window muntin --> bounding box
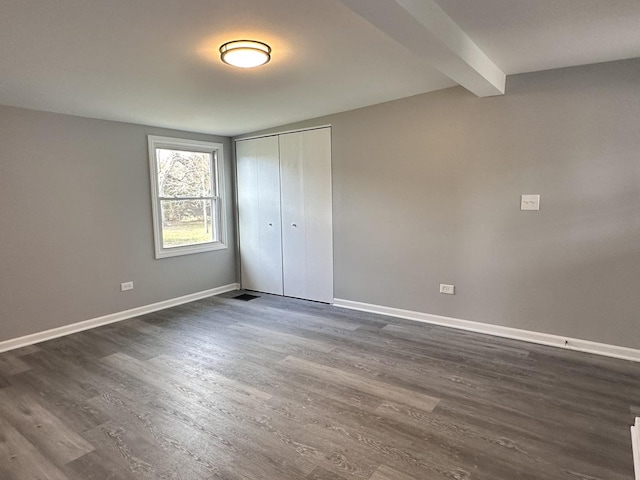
[148,136,226,258]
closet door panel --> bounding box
[300,128,333,303]
[280,128,333,303]
[236,137,283,295]
[279,132,306,299]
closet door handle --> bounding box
[291,223,297,227]
[268,222,273,227]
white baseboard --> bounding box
[632,418,640,480]
[333,298,640,363]
[0,283,240,354]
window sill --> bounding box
[154,241,227,259]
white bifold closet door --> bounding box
[279,128,333,303]
[236,127,333,303]
[236,136,283,295]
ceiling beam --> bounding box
[338,0,506,97]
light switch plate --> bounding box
[521,194,540,211]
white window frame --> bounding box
[148,135,227,259]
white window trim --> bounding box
[148,135,227,259]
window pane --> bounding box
[157,149,212,198]
[161,199,214,248]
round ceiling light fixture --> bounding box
[219,40,271,68]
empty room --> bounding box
[1,1,640,479]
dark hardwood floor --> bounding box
[0,292,638,479]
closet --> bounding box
[236,127,333,303]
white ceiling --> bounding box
[436,0,640,75]
[1,0,639,136]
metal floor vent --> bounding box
[232,293,260,301]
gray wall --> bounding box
[237,58,640,350]
[0,107,236,342]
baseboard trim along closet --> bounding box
[0,283,240,354]
[632,418,640,480]
[333,298,640,363]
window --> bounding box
[148,136,226,258]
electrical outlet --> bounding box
[120,281,134,292]
[521,194,540,211]
[440,284,455,295]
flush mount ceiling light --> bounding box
[219,40,271,68]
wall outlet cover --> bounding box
[521,194,540,211]
[440,284,455,295]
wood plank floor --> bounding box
[0,292,638,479]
